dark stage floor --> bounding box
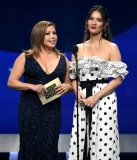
[0,152,137,160]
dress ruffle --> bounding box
[69,56,128,80]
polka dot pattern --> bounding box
[68,84,120,160]
[68,56,126,160]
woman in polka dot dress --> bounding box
[68,5,128,160]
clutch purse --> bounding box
[38,77,61,105]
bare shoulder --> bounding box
[108,42,121,61]
[19,52,26,58]
[65,56,69,63]
[14,52,26,64]
[70,43,83,61]
[64,56,70,66]
[109,42,119,51]
[9,52,26,78]
[76,42,89,53]
[77,43,84,50]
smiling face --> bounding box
[87,10,104,36]
[43,25,57,49]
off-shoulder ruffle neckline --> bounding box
[78,56,121,63]
[69,56,128,80]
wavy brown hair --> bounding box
[83,5,112,42]
[25,21,61,58]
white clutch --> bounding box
[38,77,61,105]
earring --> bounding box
[85,25,87,33]
[104,28,107,37]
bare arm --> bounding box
[95,77,122,100]
[71,51,85,102]
[83,43,123,106]
[55,57,72,94]
[7,53,44,93]
[71,53,81,93]
[7,53,31,90]
[63,57,73,93]
[95,43,122,99]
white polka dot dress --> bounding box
[68,56,128,160]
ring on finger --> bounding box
[41,87,44,91]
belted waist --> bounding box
[80,79,108,98]
[80,79,108,159]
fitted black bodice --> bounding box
[18,55,66,160]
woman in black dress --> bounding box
[7,21,72,160]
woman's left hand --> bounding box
[81,94,99,108]
[55,83,71,95]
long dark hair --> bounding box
[83,5,112,42]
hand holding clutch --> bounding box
[38,78,62,105]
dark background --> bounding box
[0,0,137,52]
[0,0,137,134]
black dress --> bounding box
[18,55,66,160]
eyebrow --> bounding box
[90,16,102,19]
[46,31,56,32]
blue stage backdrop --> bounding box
[0,0,137,134]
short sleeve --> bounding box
[69,61,77,79]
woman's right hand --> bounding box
[30,84,47,96]
[77,90,85,103]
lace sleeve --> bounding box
[99,61,128,79]
[69,57,128,80]
[69,61,77,79]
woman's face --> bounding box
[44,25,57,48]
[87,10,104,35]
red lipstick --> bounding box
[91,26,97,29]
